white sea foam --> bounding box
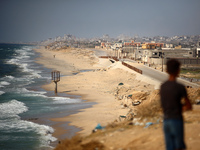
[13,87,30,93]
[23,92,47,98]
[15,87,46,94]
[13,77,34,83]
[7,58,19,65]
[0,119,56,143]
[12,87,47,98]
[51,96,82,104]
[35,123,57,147]
[7,59,36,76]
[0,100,28,119]
[0,107,56,149]
[0,81,10,86]
[27,71,42,78]
[6,46,42,79]
[0,77,34,88]
[0,91,5,95]
[4,75,15,80]
[0,99,56,145]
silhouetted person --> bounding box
[160,59,192,150]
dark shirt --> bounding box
[160,80,187,120]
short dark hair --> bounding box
[166,59,181,75]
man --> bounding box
[160,59,192,150]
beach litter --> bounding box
[92,123,105,133]
[195,99,200,105]
[119,111,134,121]
[144,122,153,128]
[132,101,141,106]
[144,119,160,128]
[118,82,124,86]
[127,94,132,98]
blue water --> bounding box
[0,44,93,150]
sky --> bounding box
[0,0,200,42]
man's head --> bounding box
[166,59,181,76]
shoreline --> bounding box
[33,47,114,141]
[33,47,98,141]
[33,46,156,146]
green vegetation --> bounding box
[180,68,200,79]
[181,68,200,74]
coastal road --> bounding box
[124,60,199,88]
[89,49,199,88]
[129,62,168,82]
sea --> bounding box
[0,44,94,150]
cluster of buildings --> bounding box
[41,34,200,66]
[97,40,200,66]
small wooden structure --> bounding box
[51,70,60,93]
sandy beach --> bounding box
[34,47,200,150]
[34,47,156,132]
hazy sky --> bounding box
[1,0,200,42]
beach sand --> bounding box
[34,47,200,150]
[34,47,155,135]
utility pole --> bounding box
[135,44,138,61]
[162,52,164,72]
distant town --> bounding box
[41,34,200,67]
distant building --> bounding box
[142,48,196,65]
[100,42,112,49]
[197,41,200,57]
[111,43,123,50]
[141,42,164,49]
[164,44,173,48]
[196,48,200,57]
[123,40,141,47]
[95,46,101,49]
[175,45,182,49]
[105,42,112,49]
[101,42,106,48]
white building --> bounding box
[111,43,123,50]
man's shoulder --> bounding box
[161,80,172,87]
[161,80,185,89]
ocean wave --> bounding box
[3,75,15,80]
[0,81,10,86]
[3,75,22,82]
[0,117,57,148]
[51,96,82,104]
[27,71,42,78]
[0,100,56,145]
[7,59,37,74]
[12,76,34,83]
[23,92,47,98]
[16,87,46,94]
[1,76,35,88]
[22,46,34,52]
[17,47,34,56]
[6,60,42,79]
[14,87,47,97]
[0,91,5,95]
[5,46,42,79]
[0,100,28,119]
[35,123,57,147]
